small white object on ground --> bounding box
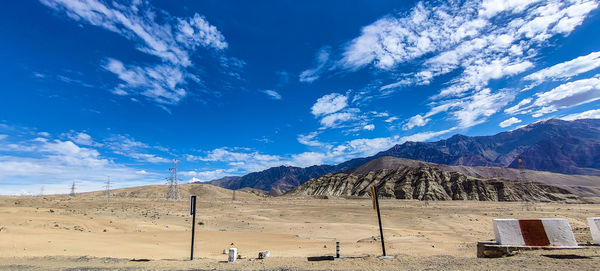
[228,248,237,263]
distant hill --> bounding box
[286,167,581,203]
[208,165,336,195]
[208,119,600,194]
[348,156,600,197]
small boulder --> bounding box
[258,250,270,259]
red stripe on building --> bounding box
[519,219,550,246]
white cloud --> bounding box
[297,132,326,147]
[560,109,600,120]
[291,152,328,167]
[102,58,187,105]
[63,132,97,146]
[180,169,232,183]
[385,116,399,123]
[0,136,159,195]
[262,90,282,100]
[319,112,357,128]
[399,128,457,142]
[41,0,226,66]
[530,76,600,116]
[299,47,330,83]
[311,93,348,116]
[403,114,430,130]
[0,134,7,140]
[41,0,230,106]
[318,0,598,129]
[104,134,169,163]
[452,89,515,127]
[363,124,375,131]
[524,51,600,85]
[504,98,532,114]
[499,117,522,128]
[479,0,543,18]
[186,147,284,173]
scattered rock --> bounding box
[103,229,107,232]
[49,209,55,213]
[198,221,204,225]
[258,250,270,259]
[0,227,7,232]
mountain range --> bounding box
[208,119,600,195]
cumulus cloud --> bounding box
[499,117,522,128]
[363,124,375,131]
[40,0,229,105]
[560,109,600,120]
[403,114,430,130]
[311,93,348,116]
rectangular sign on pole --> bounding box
[190,195,197,260]
[190,195,196,216]
[370,186,377,210]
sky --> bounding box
[1,0,600,195]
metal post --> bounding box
[374,187,386,256]
[190,195,197,260]
[336,241,340,258]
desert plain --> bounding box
[1,184,600,270]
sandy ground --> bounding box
[1,184,600,270]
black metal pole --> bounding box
[374,187,386,256]
[190,195,196,260]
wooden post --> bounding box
[336,241,340,258]
[371,186,386,256]
[190,195,197,260]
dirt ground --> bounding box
[1,184,599,270]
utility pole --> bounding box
[167,159,181,200]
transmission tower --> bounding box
[70,181,76,197]
[105,176,111,199]
[518,155,536,211]
[166,159,181,200]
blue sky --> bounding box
[1,0,600,195]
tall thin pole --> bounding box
[374,187,386,256]
[190,195,197,260]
